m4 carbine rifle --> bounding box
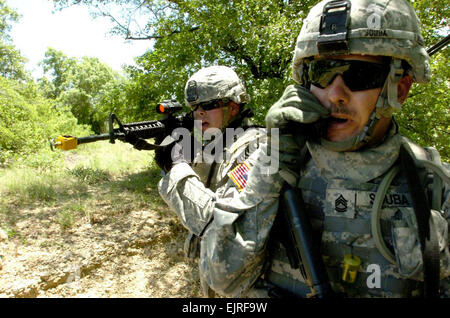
[50,100,192,151]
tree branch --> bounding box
[125,25,200,40]
[222,37,262,78]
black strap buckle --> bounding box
[317,0,351,55]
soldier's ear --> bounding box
[229,102,240,117]
[397,75,413,104]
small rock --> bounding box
[39,271,51,282]
[0,229,8,242]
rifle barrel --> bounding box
[76,133,121,145]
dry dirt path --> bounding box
[0,204,202,298]
[0,150,202,298]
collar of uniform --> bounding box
[306,125,402,183]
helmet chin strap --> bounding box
[320,58,404,152]
[221,104,233,129]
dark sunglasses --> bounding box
[308,59,390,91]
[191,98,230,112]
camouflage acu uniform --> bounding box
[158,121,267,295]
[157,65,273,296]
[255,0,450,298]
[261,127,450,298]
[159,0,450,297]
[172,122,449,297]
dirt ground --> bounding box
[0,201,203,298]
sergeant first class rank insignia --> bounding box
[229,162,251,191]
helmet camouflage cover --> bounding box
[292,0,431,85]
[185,65,250,106]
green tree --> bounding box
[40,47,77,99]
[397,0,450,159]
[0,0,29,81]
[53,0,315,122]
[0,42,29,81]
[39,48,128,133]
[0,76,91,166]
[0,0,19,41]
[53,0,449,160]
[396,49,449,160]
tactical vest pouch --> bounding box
[399,144,440,298]
[372,140,444,298]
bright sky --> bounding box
[7,0,150,79]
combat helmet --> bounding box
[292,0,430,151]
[184,65,250,107]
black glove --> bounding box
[154,135,188,172]
[124,132,151,150]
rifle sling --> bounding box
[399,145,440,298]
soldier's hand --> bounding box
[124,132,150,150]
[268,130,305,187]
[265,84,329,129]
[171,141,187,166]
[154,135,188,172]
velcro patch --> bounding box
[228,162,251,192]
[326,188,412,219]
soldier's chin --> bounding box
[201,122,209,131]
[326,129,356,142]
[326,120,357,142]
[193,121,205,131]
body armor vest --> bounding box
[264,134,447,298]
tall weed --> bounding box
[0,138,164,236]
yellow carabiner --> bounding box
[342,254,361,284]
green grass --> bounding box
[0,139,166,234]
[68,166,111,185]
[57,208,75,231]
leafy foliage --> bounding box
[0,0,29,81]
[0,42,30,81]
[53,0,317,123]
[0,0,448,166]
[52,0,449,161]
[39,48,128,133]
[396,49,449,160]
[399,0,450,160]
[0,0,19,41]
[0,76,92,166]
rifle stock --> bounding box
[278,184,334,298]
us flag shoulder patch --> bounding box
[228,162,251,192]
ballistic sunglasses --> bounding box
[308,59,390,91]
[191,98,231,112]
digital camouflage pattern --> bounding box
[184,66,250,106]
[262,129,450,297]
[157,125,267,295]
[198,141,285,296]
[259,69,450,297]
[157,0,449,298]
[191,45,449,296]
[172,122,450,297]
[160,79,450,298]
[292,0,430,85]
[292,0,432,153]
